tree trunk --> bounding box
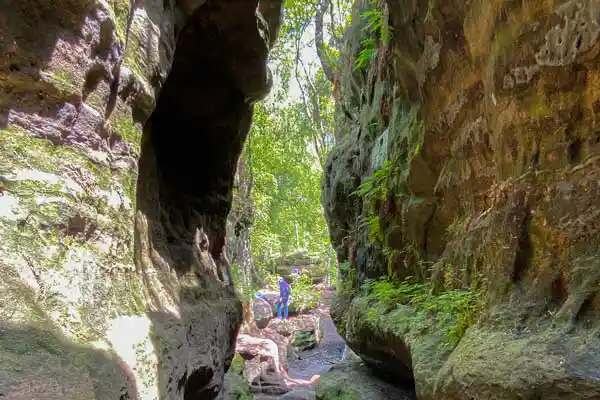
[315,0,335,83]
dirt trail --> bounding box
[252,289,346,400]
[287,289,347,381]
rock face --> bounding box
[1,0,282,399]
[323,0,600,399]
[315,361,415,400]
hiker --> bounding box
[276,276,291,320]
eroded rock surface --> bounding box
[0,0,282,398]
[323,0,600,399]
[316,361,415,400]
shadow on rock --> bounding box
[0,322,137,400]
[316,361,416,400]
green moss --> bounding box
[229,353,245,375]
[0,74,76,107]
[124,48,146,79]
[0,124,141,340]
[85,90,106,113]
[0,126,96,176]
[0,324,65,357]
[109,113,142,151]
[223,371,253,400]
[118,167,138,203]
[107,0,130,41]
[361,277,481,347]
[316,378,358,400]
[46,69,80,94]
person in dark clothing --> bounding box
[277,276,291,320]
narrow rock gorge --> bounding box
[3,0,600,399]
[322,0,600,399]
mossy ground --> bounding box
[315,360,410,400]
[223,354,252,400]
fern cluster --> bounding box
[363,277,480,347]
[354,0,391,71]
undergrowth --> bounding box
[261,271,319,313]
[231,264,259,302]
[290,272,320,312]
[351,106,425,276]
[362,276,481,347]
[354,0,391,71]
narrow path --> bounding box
[253,289,346,400]
[287,288,346,380]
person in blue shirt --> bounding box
[277,276,291,320]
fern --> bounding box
[354,40,378,71]
[359,215,383,243]
[354,1,391,71]
[363,277,481,347]
[362,9,383,34]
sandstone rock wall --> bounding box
[0,0,282,398]
[323,0,600,398]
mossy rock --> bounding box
[433,327,600,400]
[229,353,245,375]
[291,330,317,353]
[0,321,137,399]
[332,292,451,398]
[316,361,413,400]
[277,249,321,266]
[222,368,252,400]
[317,384,357,400]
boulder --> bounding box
[277,249,321,266]
[253,297,275,329]
[236,334,289,395]
[315,361,414,400]
[291,330,318,353]
[281,388,317,400]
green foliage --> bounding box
[245,0,348,281]
[351,106,426,282]
[262,272,280,290]
[363,277,481,347]
[230,353,245,375]
[354,159,395,208]
[231,266,253,301]
[354,38,378,71]
[290,272,320,312]
[328,259,338,287]
[337,262,359,295]
[360,215,383,243]
[249,102,331,264]
[352,160,394,244]
[262,271,319,313]
[354,1,391,71]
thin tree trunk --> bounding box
[315,0,335,83]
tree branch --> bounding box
[315,0,335,83]
[294,38,327,168]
